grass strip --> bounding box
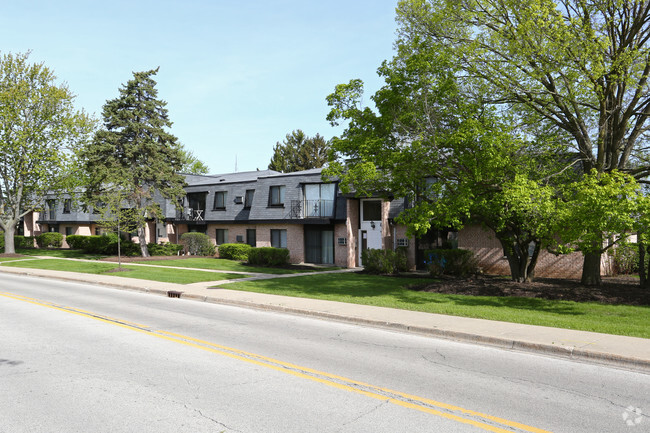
[2,258,245,284]
[223,273,650,338]
[16,248,108,260]
[132,257,339,274]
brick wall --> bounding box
[458,225,588,279]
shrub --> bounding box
[424,248,478,277]
[65,234,88,250]
[180,232,216,256]
[0,235,34,249]
[247,247,290,267]
[361,248,408,275]
[218,243,252,261]
[36,232,64,248]
[81,234,140,256]
[148,242,184,256]
[611,243,639,275]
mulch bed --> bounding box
[407,274,650,306]
[0,253,25,258]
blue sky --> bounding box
[1,1,398,174]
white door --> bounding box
[358,199,383,265]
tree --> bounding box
[0,52,93,254]
[396,0,650,285]
[268,130,330,173]
[326,36,566,282]
[82,68,185,257]
[180,148,209,175]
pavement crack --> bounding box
[337,400,388,431]
[184,404,242,432]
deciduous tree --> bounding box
[0,52,93,253]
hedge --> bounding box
[361,248,408,275]
[36,232,64,248]
[80,234,141,256]
[65,234,89,250]
[218,243,252,261]
[0,235,35,249]
[424,248,478,277]
[247,247,290,267]
[148,242,184,256]
[180,232,216,256]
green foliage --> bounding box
[218,243,252,261]
[36,232,64,248]
[180,232,216,256]
[268,130,330,173]
[0,52,93,254]
[82,68,186,257]
[79,234,140,256]
[610,243,639,276]
[361,248,408,275]
[247,247,290,267]
[180,149,209,175]
[147,242,184,256]
[65,234,89,250]
[424,249,478,277]
[0,235,33,249]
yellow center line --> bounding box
[0,291,553,433]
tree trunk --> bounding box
[639,239,650,289]
[137,224,150,257]
[3,225,16,254]
[499,239,532,282]
[581,252,602,286]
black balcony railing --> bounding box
[176,208,205,222]
[290,200,334,218]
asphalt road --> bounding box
[1,273,648,432]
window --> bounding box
[47,199,56,220]
[63,199,72,214]
[215,229,228,245]
[362,200,382,221]
[213,191,227,210]
[246,229,256,247]
[245,189,255,208]
[269,185,285,206]
[271,229,287,248]
[65,227,73,236]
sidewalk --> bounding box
[1,265,649,373]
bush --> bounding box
[180,232,216,256]
[148,242,184,256]
[218,243,252,261]
[36,232,64,248]
[247,247,290,267]
[0,235,34,249]
[361,248,408,275]
[611,243,639,275]
[65,234,88,250]
[81,234,140,256]
[424,248,478,277]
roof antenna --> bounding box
[235,154,238,172]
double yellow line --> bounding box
[0,291,552,433]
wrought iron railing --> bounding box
[176,208,205,222]
[290,200,334,218]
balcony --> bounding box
[290,200,334,219]
[176,208,205,222]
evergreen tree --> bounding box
[268,130,330,173]
[82,68,185,257]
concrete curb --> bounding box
[2,267,649,373]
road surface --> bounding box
[1,273,648,432]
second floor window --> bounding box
[245,189,255,208]
[47,200,56,219]
[269,185,285,206]
[213,191,227,210]
[63,199,72,214]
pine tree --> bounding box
[82,68,185,257]
[268,130,330,173]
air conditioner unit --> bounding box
[397,238,409,247]
[337,237,347,246]
[236,235,244,243]
[234,196,243,204]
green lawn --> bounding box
[15,248,108,260]
[132,257,339,274]
[223,273,650,338]
[1,258,245,284]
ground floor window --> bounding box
[65,227,73,236]
[305,227,334,264]
[246,229,256,247]
[271,229,287,248]
[216,229,228,245]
